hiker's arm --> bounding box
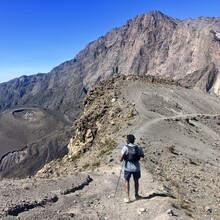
[139,147,144,158]
[120,146,127,162]
[120,154,125,162]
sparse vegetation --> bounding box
[91,160,101,167]
[98,138,117,157]
[82,163,90,170]
[70,151,84,161]
[126,109,135,119]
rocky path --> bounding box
[115,81,220,220]
[0,161,192,220]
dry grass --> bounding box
[98,138,117,157]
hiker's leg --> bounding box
[124,170,131,198]
[125,179,130,197]
[134,178,139,196]
[133,171,141,196]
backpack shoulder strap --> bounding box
[124,145,130,161]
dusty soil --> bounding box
[0,166,189,220]
[0,77,220,220]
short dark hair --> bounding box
[127,134,135,144]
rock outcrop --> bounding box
[67,75,180,160]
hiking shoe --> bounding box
[123,197,130,203]
[135,194,142,200]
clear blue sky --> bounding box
[0,0,220,83]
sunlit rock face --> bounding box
[1,11,220,117]
[1,11,220,178]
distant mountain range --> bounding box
[1,10,220,178]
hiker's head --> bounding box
[127,134,135,144]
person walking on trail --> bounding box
[120,134,144,203]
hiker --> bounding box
[120,134,144,203]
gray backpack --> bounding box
[125,145,140,162]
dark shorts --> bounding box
[124,170,141,181]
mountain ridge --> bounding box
[1,10,220,117]
[1,10,220,179]
[34,75,220,220]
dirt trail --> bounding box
[113,81,220,220]
[0,166,189,220]
[134,113,220,141]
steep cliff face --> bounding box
[1,11,220,118]
[1,10,220,178]
[66,11,220,93]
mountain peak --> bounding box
[131,10,177,31]
[148,10,167,16]
[147,10,176,21]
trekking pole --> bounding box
[114,161,123,198]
